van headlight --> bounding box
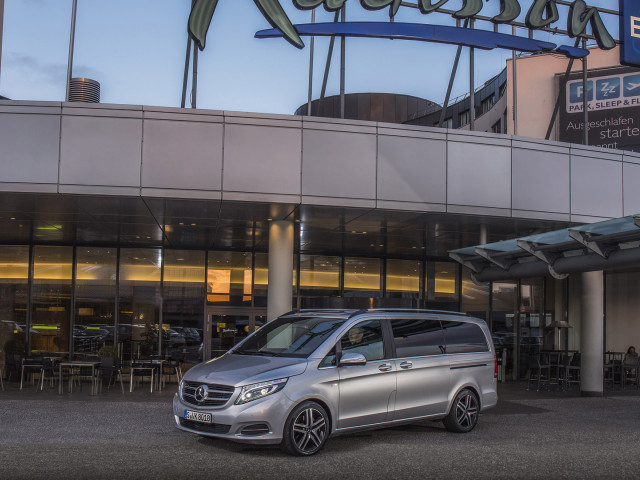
[178,379,184,397]
[236,378,288,405]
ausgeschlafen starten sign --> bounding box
[188,0,619,60]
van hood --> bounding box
[184,353,308,387]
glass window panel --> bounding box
[391,319,444,357]
[340,320,384,361]
[520,278,544,377]
[461,267,489,321]
[253,253,269,308]
[74,247,117,356]
[344,257,381,297]
[207,251,252,306]
[491,281,517,380]
[386,259,420,295]
[442,321,489,353]
[118,248,161,360]
[0,246,29,364]
[431,261,458,300]
[31,246,72,355]
[299,255,340,297]
[163,250,205,363]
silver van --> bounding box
[172,309,498,456]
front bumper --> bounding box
[172,392,294,444]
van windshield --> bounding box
[232,316,346,358]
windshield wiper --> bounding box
[238,350,282,357]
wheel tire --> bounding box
[443,389,480,433]
[280,401,329,456]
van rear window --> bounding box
[442,322,489,353]
[390,319,444,357]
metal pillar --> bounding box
[582,38,589,145]
[307,9,315,116]
[438,19,468,128]
[580,271,604,396]
[65,0,78,102]
[0,0,4,88]
[320,11,340,102]
[511,25,517,135]
[340,5,346,119]
[267,221,294,321]
[469,21,475,131]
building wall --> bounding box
[506,47,622,140]
[2,100,640,223]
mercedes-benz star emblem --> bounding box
[195,385,208,403]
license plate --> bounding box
[184,410,212,424]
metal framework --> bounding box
[449,215,640,283]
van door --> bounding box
[390,318,451,420]
[337,320,397,429]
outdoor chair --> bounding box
[527,353,550,391]
[161,353,183,388]
[20,356,43,390]
[622,359,639,389]
[130,359,155,393]
[38,358,68,392]
[561,353,581,390]
[98,357,125,394]
[5,354,21,382]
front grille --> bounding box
[241,424,270,436]
[182,381,235,407]
[179,418,231,434]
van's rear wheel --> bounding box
[281,401,329,456]
[443,389,479,433]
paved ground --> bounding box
[1,381,640,480]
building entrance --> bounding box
[203,307,267,360]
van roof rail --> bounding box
[362,308,470,316]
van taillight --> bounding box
[494,355,497,378]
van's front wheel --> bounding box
[281,401,329,456]
[443,389,479,433]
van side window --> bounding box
[390,319,445,357]
[442,321,489,353]
[319,346,337,368]
[340,320,384,361]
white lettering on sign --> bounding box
[631,16,640,38]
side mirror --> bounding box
[338,352,367,367]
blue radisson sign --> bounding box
[620,0,640,67]
[188,0,617,59]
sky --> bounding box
[0,0,621,115]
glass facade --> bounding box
[0,243,560,381]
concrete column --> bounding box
[580,271,604,396]
[267,221,294,321]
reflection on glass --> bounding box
[0,246,29,365]
[118,248,161,360]
[163,250,205,363]
[432,262,458,300]
[519,278,544,379]
[461,267,489,320]
[386,259,420,294]
[491,281,517,380]
[299,255,340,297]
[253,253,268,308]
[207,251,252,305]
[31,246,72,354]
[75,248,117,356]
[344,257,381,297]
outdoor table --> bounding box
[129,361,156,393]
[150,359,166,392]
[58,360,101,395]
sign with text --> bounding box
[620,0,640,67]
[559,66,640,152]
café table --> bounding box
[58,360,101,395]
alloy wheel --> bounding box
[455,391,479,429]
[292,407,327,454]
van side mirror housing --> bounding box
[338,352,367,367]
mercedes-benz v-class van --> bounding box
[172,309,498,456]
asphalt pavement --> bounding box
[1,381,640,480]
